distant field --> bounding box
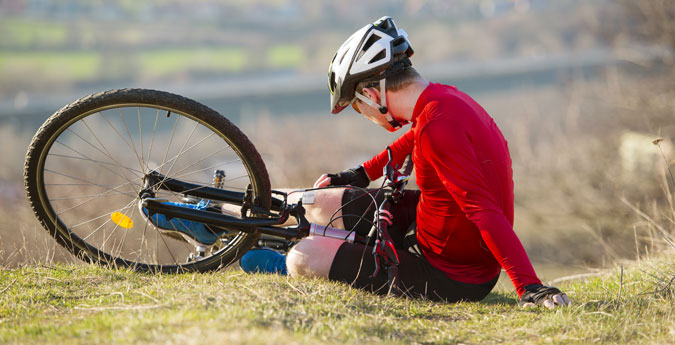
[0,44,304,88]
[0,1,617,95]
[0,19,69,47]
[138,47,250,77]
[0,17,305,87]
[266,44,304,69]
[0,51,100,82]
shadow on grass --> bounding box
[480,292,518,306]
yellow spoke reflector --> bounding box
[111,212,134,229]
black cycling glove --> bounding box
[327,166,370,188]
[518,284,565,307]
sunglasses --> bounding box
[351,99,361,113]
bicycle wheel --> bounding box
[24,88,271,272]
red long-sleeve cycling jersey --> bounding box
[363,83,541,296]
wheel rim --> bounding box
[35,102,263,270]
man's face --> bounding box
[352,90,397,132]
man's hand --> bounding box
[313,166,370,189]
[519,284,571,309]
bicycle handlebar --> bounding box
[369,146,413,297]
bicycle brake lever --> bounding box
[285,200,311,237]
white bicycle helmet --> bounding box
[328,16,414,115]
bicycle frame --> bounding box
[139,170,366,244]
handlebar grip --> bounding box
[401,154,413,176]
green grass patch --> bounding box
[138,47,248,78]
[0,256,672,344]
[266,44,303,69]
[0,19,69,47]
[0,51,100,81]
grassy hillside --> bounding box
[0,255,673,344]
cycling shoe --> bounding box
[239,248,287,274]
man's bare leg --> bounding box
[282,188,353,278]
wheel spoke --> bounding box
[136,216,151,264]
[159,114,180,178]
[146,109,161,171]
[78,116,145,178]
[45,168,139,200]
[101,201,136,257]
[163,119,200,177]
[53,139,143,186]
[138,107,145,172]
[170,153,239,180]
[80,199,137,241]
[47,153,143,176]
[149,130,219,176]
[118,107,148,177]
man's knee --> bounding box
[286,236,344,278]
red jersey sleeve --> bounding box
[362,129,414,180]
[417,105,540,296]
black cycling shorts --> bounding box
[328,188,498,302]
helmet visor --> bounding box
[331,99,349,114]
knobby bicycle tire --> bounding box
[24,88,271,273]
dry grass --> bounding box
[0,124,78,266]
[0,254,673,344]
[512,67,675,266]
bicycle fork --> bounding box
[368,196,404,297]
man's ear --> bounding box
[361,87,380,103]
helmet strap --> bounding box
[354,79,404,129]
[378,79,387,113]
[354,88,381,110]
[378,79,403,129]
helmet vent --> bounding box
[329,71,336,92]
[362,34,381,52]
[339,50,349,64]
[369,51,386,64]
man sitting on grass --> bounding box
[240,16,570,309]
